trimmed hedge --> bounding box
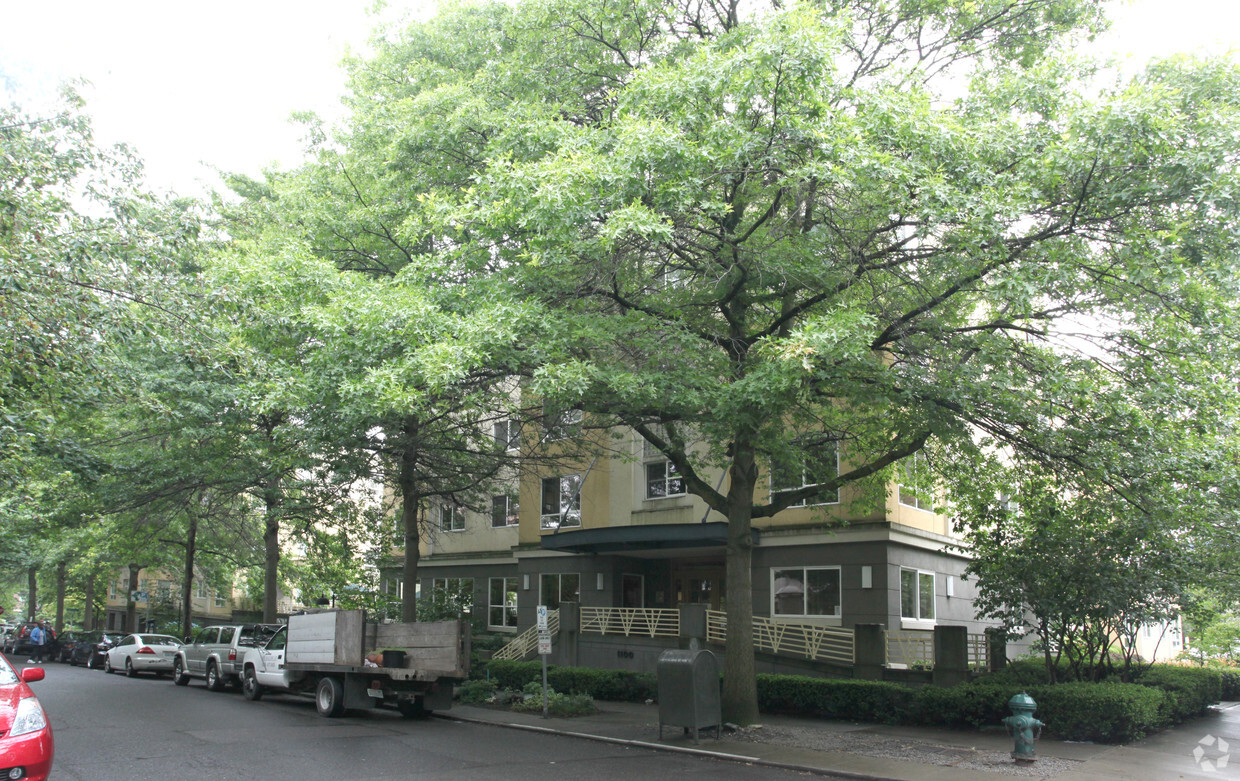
[484,659,657,702]
[1032,682,1165,743]
[757,674,914,724]
[482,659,1224,744]
[1220,670,1240,701]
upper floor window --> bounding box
[540,474,581,530]
[772,567,841,618]
[543,408,582,442]
[439,503,465,532]
[195,580,209,600]
[642,436,685,499]
[493,419,520,451]
[491,493,519,527]
[771,441,840,507]
[214,590,226,608]
[899,451,934,511]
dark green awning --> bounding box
[540,522,755,554]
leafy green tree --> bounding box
[952,463,1194,681]
[337,0,1240,722]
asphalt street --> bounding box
[28,662,812,781]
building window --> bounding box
[772,567,841,618]
[439,503,465,532]
[543,408,582,442]
[491,494,519,528]
[539,573,580,610]
[642,436,685,499]
[540,474,582,530]
[900,568,936,621]
[493,419,520,451]
[899,452,934,511]
[195,580,208,600]
[431,577,474,614]
[214,590,226,608]
[771,442,840,507]
[488,577,519,629]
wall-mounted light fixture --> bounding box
[861,565,873,589]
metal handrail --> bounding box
[580,607,679,638]
[492,609,560,660]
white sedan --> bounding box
[104,634,182,677]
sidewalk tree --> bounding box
[340,0,1240,722]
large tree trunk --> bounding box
[263,474,283,623]
[126,565,141,633]
[26,566,37,621]
[83,573,95,630]
[398,419,422,623]
[721,432,760,726]
[180,514,199,641]
[55,561,66,633]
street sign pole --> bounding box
[537,605,550,718]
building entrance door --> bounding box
[671,561,725,610]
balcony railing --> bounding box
[580,607,680,638]
[706,610,855,665]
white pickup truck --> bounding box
[240,609,469,718]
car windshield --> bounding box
[142,635,181,647]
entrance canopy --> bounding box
[540,522,757,555]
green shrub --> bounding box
[485,660,543,690]
[756,674,915,724]
[548,667,657,702]
[1219,670,1240,700]
[510,684,598,717]
[456,679,498,704]
[1135,665,1222,725]
[1031,682,1164,743]
[911,683,1021,729]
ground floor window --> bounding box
[488,577,519,629]
[900,568,935,621]
[772,567,841,618]
[539,573,580,610]
[431,577,475,615]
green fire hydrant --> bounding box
[1002,692,1045,764]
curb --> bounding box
[438,711,904,781]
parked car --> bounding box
[79,631,126,670]
[0,650,54,780]
[173,624,281,691]
[55,630,89,663]
[5,623,57,660]
[105,634,181,677]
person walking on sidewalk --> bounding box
[27,621,47,664]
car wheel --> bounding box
[125,658,137,678]
[173,658,189,686]
[242,667,264,701]
[205,661,226,692]
[315,676,345,717]
[104,655,114,674]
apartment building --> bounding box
[382,420,991,656]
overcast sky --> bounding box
[1,0,1237,198]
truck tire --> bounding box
[173,658,190,686]
[316,676,345,718]
[398,699,429,719]
[206,661,227,692]
[242,667,264,701]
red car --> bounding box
[0,653,54,780]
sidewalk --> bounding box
[442,699,1240,781]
